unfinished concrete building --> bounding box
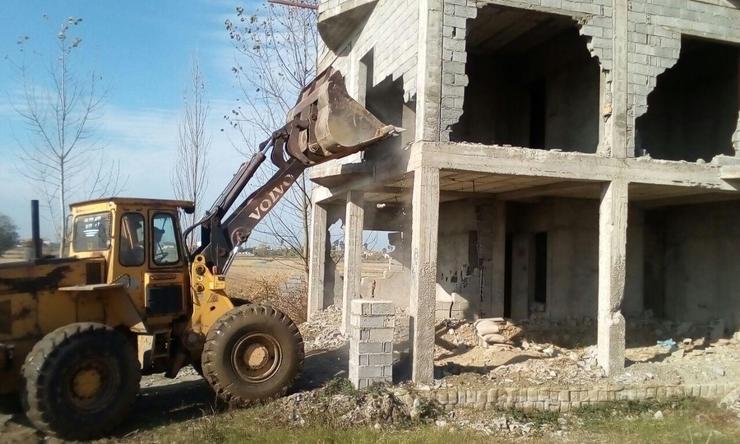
[308,0,740,383]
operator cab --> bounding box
[69,198,195,328]
[69,197,194,264]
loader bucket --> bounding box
[285,68,399,164]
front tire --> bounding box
[20,323,140,440]
[201,304,304,406]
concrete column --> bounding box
[342,191,364,334]
[409,167,440,383]
[490,201,506,317]
[734,53,740,156]
[415,0,443,142]
[597,179,629,376]
[307,201,328,321]
[611,0,630,158]
[511,234,533,321]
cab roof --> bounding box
[70,197,195,213]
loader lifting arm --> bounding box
[184,68,398,274]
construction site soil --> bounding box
[2,305,739,442]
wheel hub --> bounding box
[243,344,270,370]
[72,367,103,400]
[231,333,282,383]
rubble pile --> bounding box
[299,305,345,352]
[484,348,606,386]
[440,409,564,437]
[299,305,409,352]
[437,319,479,348]
[434,316,740,388]
[275,379,563,437]
[719,388,740,418]
[275,380,438,428]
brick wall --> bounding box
[349,299,395,389]
[440,0,615,141]
[317,0,740,153]
[440,0,477,142]
[626,0,740,154]
[318,0,419,102]
[397,382,739,412]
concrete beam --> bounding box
[417,142,740,192]
[721,165,740,180]
[307,201,328,320]
[342,190,365,334]
[496,181,592,201]
[312,143,739,206]
[409,167,440,384]
[597,179,628,376]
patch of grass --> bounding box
[572,397,740,444]
[506,408,560,427]
[320,377,358,398]
[138,394,740,444]
[148,407,489,444]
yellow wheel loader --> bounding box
[0,68,398,440]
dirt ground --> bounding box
[2,305,739,442]
[433,317,740,389]
[2,256,739,441]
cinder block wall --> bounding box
[349,299,394,388]
[440,0,615,142]
[318,0,419,102]
[626,0,740,154]
[645,201,740,330]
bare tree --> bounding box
[224,1,318,275]
[11,17,123,256]
[171,57,210,248]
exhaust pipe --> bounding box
[31,200,42,260]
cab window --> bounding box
[152,213,181,266]
[119,213,145,266]
[73,212,112,252]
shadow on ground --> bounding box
[0,346,356,440]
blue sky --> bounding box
[0,0,262,239]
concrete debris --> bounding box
[443,409,561,437]
[718,388,740,418]
[653,410,664,420]
[434,317,740,389]
[278,380,572,437]
[275,381,439,428]
[299,305,345,352]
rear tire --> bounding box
[202,304,304,406]
[20,323,140,440]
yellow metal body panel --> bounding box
[0,198,197,394]
[188,255,234,336]
[0,257,127,393]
